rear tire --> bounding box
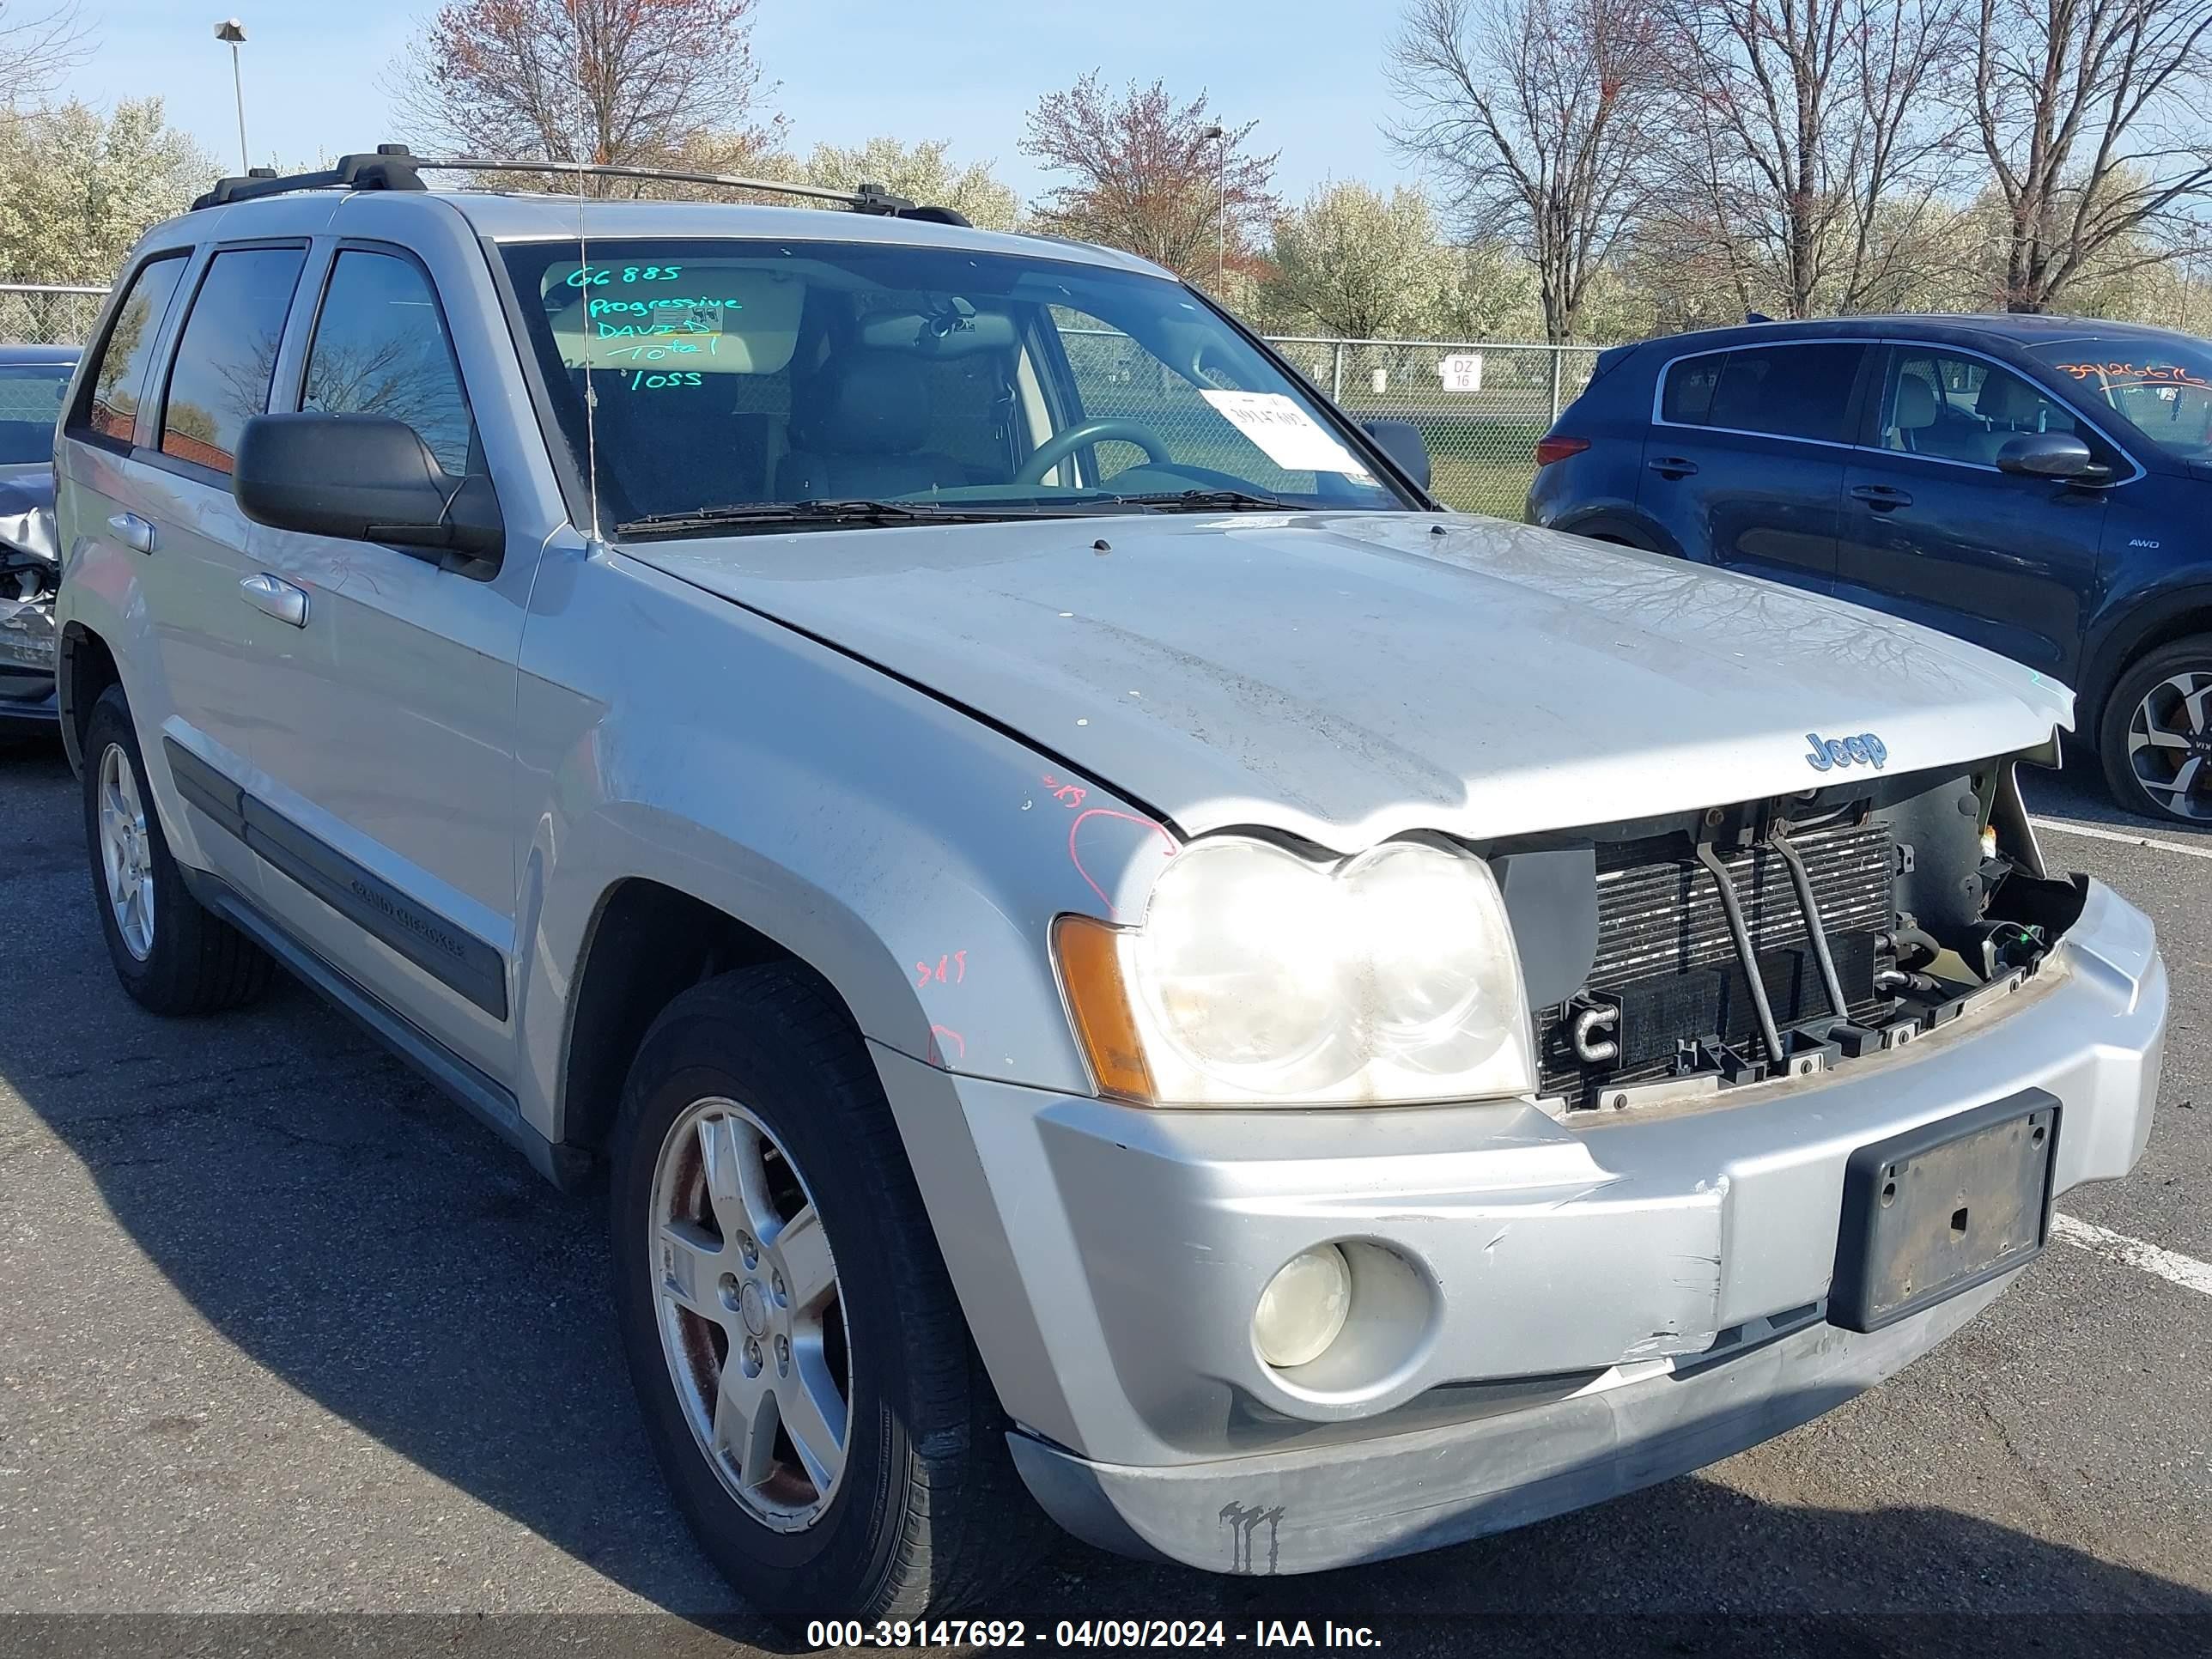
[82,686,273,1015]
[609,963,1043,1626]
[2098,635,2212,823]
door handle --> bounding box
[1850,483,1913,510]
[240,572,309,628]
[1647,457,1698,479]
[107,512,155,554]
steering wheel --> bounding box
[1014,419,1175,486]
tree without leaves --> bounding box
[1972,0,2212,313]
[388,0,780,173]
[1389,0,1663,343]
[0,0,92,108]
[1652,0,1971,318]
[1020,74,1278,283]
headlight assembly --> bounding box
[1055,835,1535,1106]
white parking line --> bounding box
[2051,1212,2212,1297]
[2029,816,2212,861]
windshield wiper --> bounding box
[615,498,1107,537]
[1114,488,1305,512]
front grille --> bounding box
[1535,819,1896,1103]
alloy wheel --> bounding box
[96,741,156,961]
[648,1097,852,1531]
[2126,670,2212,822]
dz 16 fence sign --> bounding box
[1438,352,1485,392]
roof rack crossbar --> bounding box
[191,145,426,211]
[188,143,972,226]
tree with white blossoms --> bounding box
[799,137,1019,232]
[1262,182,1462,338]
[0,98,212,286]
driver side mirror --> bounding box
[234,412,504,564]
[1996,431,2111,484]
[1363,418,1432,494]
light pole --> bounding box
[215,19,248,172]
[1199,123,1228,289]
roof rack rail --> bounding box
[190,143,972,226]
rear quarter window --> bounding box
[73,252,191,449]
[1661,354,1722,424]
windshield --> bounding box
[0,362,72,466]
[497,237,1409,532]
[2027,336,2212,463]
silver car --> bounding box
[51,151,2164,1624]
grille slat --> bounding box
[1537,819,1895,1103]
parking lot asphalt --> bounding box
[1,736,2207,1656]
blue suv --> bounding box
[1527,314,2212,823]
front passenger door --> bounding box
[246,246,530,1075]
[1834,346,2112,680]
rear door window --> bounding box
[300,248,477,477]
[1662,343,1865,443]
[76,252,191,448]
[158,246,307,475]
[1707,343,1864,442]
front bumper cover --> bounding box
[1010,1272,2008,1575]
[885,878,2162,1571]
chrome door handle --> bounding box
[107,512,155,553]
[240,572,309,627]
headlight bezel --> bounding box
[1055,830,1537,1109]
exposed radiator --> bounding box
[1535,819,1897,1103]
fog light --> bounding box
[1253,1244,1352,1369]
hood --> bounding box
[634,510,2072,849]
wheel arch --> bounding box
[1550,505,1678,557]
[2080,587,2212,748]
[556,876,826,1161]
[57,620,121,775]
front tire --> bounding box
[609,964,1042,1626]
[2099,635,2212,823]
[81,686,273,1015]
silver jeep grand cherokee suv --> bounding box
[51,149,2164,1624]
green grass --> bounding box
[1379,414,1547,518]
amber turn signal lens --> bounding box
[1053,914,1155,1103]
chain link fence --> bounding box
[1267,337,1603,518]
[0,285,109,351]
[0,283,1595,517]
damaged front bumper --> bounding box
[944,878,2162,1574]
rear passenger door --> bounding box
[1638,340,1869,593]
[64,245,307,902]
[244,242,527,1077]
[1833,344,2112,680]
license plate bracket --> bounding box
[1830,1088,2059,1333]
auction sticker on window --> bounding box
[1200,390,1372,478]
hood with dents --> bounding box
[633,510,2072,850]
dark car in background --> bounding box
[0,343,76,735]
[1527,315,2212,823]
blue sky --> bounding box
[57,1,1418,204]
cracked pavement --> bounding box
[1,739,2207,1654]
